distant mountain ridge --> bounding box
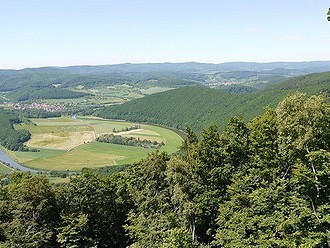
[0,61,329,103]
[61,61,330,74]
[1,61,330,74]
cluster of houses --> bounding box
[5,102,65,112]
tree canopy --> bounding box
[0,109,31,151]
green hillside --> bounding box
[269,71,330,92]
[96,72,330,131]
[0,69,202,93]
[7,87,90,101]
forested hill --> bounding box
[6,87,89,102]
[95,87,287,131]
[95,71,330,131]
[269,71,330,92]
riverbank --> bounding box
[0,148,39,173]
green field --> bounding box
[12,116,182,171]
[0,162,14,175]
[140,87,174,95]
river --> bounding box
[0,149,39,173]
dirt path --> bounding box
[114,129,141,136]
[79,119,97,139]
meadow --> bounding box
[0,162,14,175]
[12,116,182,171]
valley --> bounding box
[0,64,329,173]
[0,83,175,116]
[6,116,182,171]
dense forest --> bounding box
[0,109,31,151]
[1,93,329,247]
[95,71,330,131]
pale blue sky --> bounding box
[0,0,329,69]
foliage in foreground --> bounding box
[0,171,131,247]
[0,93,329,247]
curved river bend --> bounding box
[0,149,38,173]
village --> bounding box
[5,102,65,112]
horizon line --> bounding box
[1,60,330,70]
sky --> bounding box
[0,0,329,69]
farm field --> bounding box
[0,162,14,175]
[140,87,174,95]
[12,116,183,171]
